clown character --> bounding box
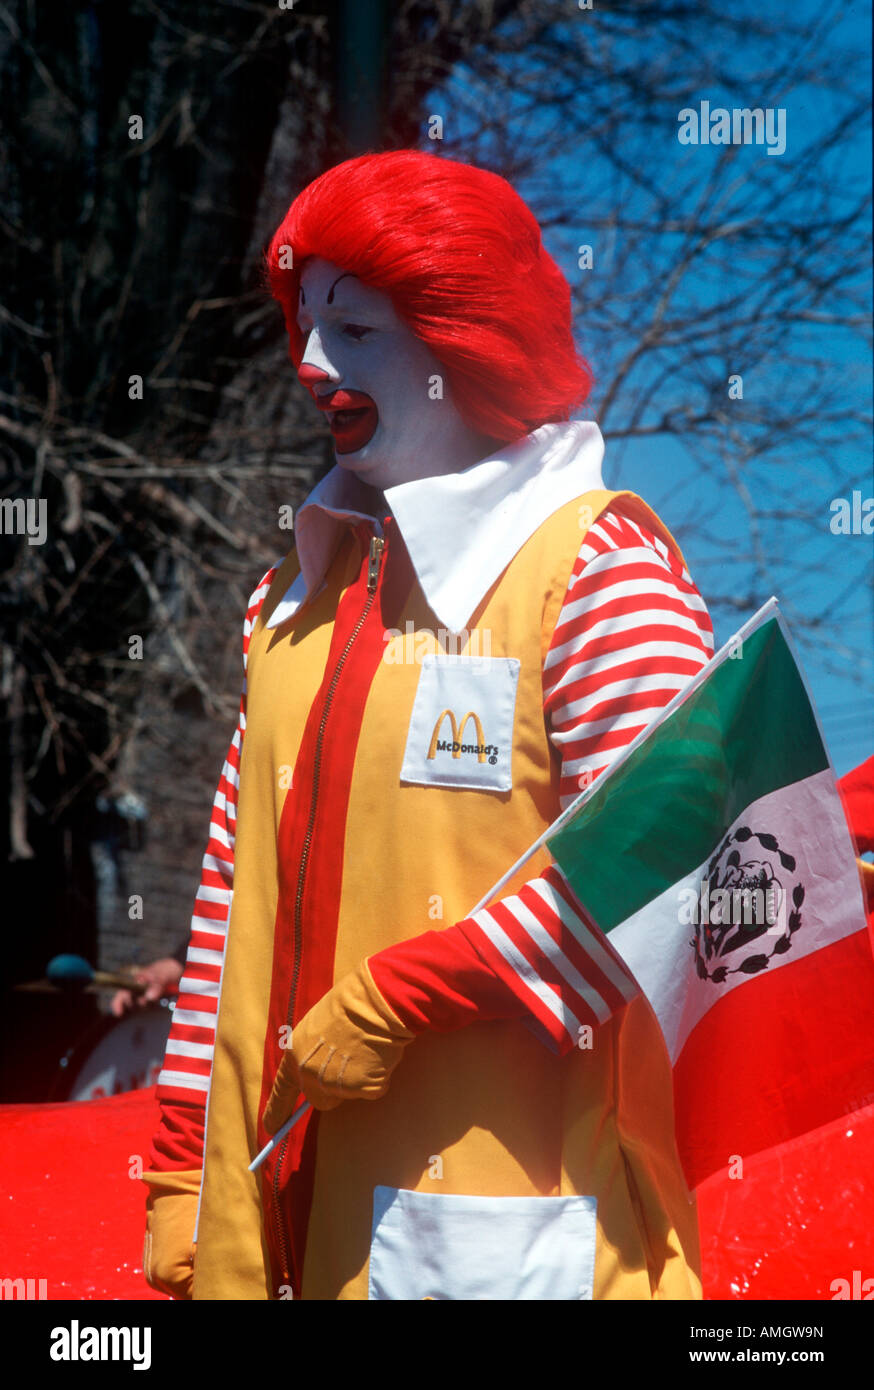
[142,151,715,1301]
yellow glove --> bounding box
[142,1168,200,1300]
[262,959,415,1129]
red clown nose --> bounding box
[297,363,331,389]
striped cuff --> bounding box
[455,865,641,1055]
[149,1099,206,1172]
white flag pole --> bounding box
[249,1100,312,1173]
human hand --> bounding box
[111,957,184,1017]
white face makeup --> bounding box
[295,258,495,489]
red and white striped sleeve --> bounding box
[149,563,279,1170]
[370,506,715,1055]
[543,505,714,808]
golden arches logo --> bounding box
[427,709,487,762]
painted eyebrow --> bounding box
[327,272,356,304]
[298,271,358,310]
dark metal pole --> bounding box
[336,0,389,153]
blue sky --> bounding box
[424,0,872,775]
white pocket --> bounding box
[368,1187,597,1300]
[399,654,520,793]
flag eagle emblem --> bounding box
[691,826,804,984]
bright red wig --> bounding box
[265,150,592,443]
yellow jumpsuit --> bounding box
[190,484,702,1300]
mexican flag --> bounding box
[545,598,874,1191]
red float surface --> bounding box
[2,1083,873,1300]
[0,1088,166,1301]
[697,1097,874,1299]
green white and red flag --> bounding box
[544,597,874,1190]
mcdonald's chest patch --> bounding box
[399,654,521,793]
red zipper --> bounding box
[270,529,385,1289]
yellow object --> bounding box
[142,1167,200,1300]
[192,487,703,1300]
[263,961,416,1120]
[858,857,874,912]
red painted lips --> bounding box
[312,388,379,455]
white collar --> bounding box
[267,419,606,634]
